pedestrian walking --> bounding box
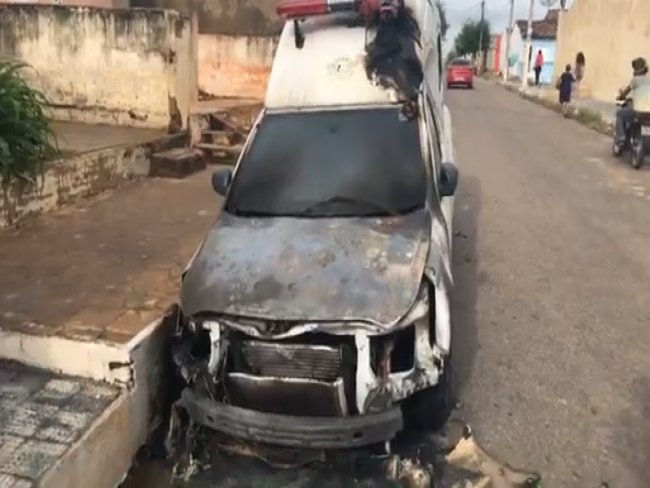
[556,64,575,117]
[534,49,544,86]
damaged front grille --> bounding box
[239,341,342,381]
[226,334,358,417]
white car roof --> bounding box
[265,0,437,111]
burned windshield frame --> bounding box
[224,107,428,218]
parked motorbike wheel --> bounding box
[630,125,645,169]
[612,138,623,157]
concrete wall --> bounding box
[132,0,281,36]
[501,24,523,79]
[1,0,128,6]
[0,5,197,129]
[198,34,277,100]
[0,133,185,228]
[554,0,650,101]
[486,34,502,73]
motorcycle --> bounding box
[612,98,650,169]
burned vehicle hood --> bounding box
[180,209,430,326]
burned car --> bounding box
[173,0,459,450]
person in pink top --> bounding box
[533,49,544,86]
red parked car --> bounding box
[446,58,474,89]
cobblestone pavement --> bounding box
[0,361,120,486]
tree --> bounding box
[436,1,450,40]
[453,20,491,57]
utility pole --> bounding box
[503,0,515,82]
[477,0,486,73]
[520,0,535,90]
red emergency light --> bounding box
[276,0,386,19]
[277,0,404,49]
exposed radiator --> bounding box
[238,340,342,382]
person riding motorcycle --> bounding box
[615,57,650,147]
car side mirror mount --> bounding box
[439,163,459,197]
[211,168,232,196]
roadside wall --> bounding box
[131,0,281,36]
[129,0,280,100]
[0,5,197,130]
[554,0,650,101]
[501,24,523,80]
[0,134,185,228]
[198,34,277,100]
[0,0,128,6]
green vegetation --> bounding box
[0,61,58,189]
[453,19,491,57]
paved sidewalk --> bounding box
[0,360,120,487]
[0,169,220,345]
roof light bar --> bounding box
[276,0,361,18]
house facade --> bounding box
[553,0,650,101]
[486,33,503,74]
[514,9,559,85]
[500,22,523,80]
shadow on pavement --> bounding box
[450,174,482,396]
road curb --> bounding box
[0,306,177,488]
[494,80,615,137]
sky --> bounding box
[442,0,574,54]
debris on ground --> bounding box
[161,405,541,488]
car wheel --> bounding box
[467,83,473,89]
[402,356,454,431]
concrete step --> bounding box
[149,148,206,179]
[195,143,243,165]
[201,130,239,146]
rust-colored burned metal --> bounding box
[180,209,430,327]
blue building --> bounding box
[515,9,559,85]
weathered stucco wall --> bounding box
[133,0,280,35]
[198,34,277,100]
[0,133,187,228]
[1,0,129,6]
[0,5,197,129]
[554,0,650,101]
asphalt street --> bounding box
[449,79,650,487]
[122,79,650,488]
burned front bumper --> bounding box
[175,283,448,448]
[180,388,403,449]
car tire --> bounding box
[630,130,645,169]
[402,355,454,431]
[467,83,473,89]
